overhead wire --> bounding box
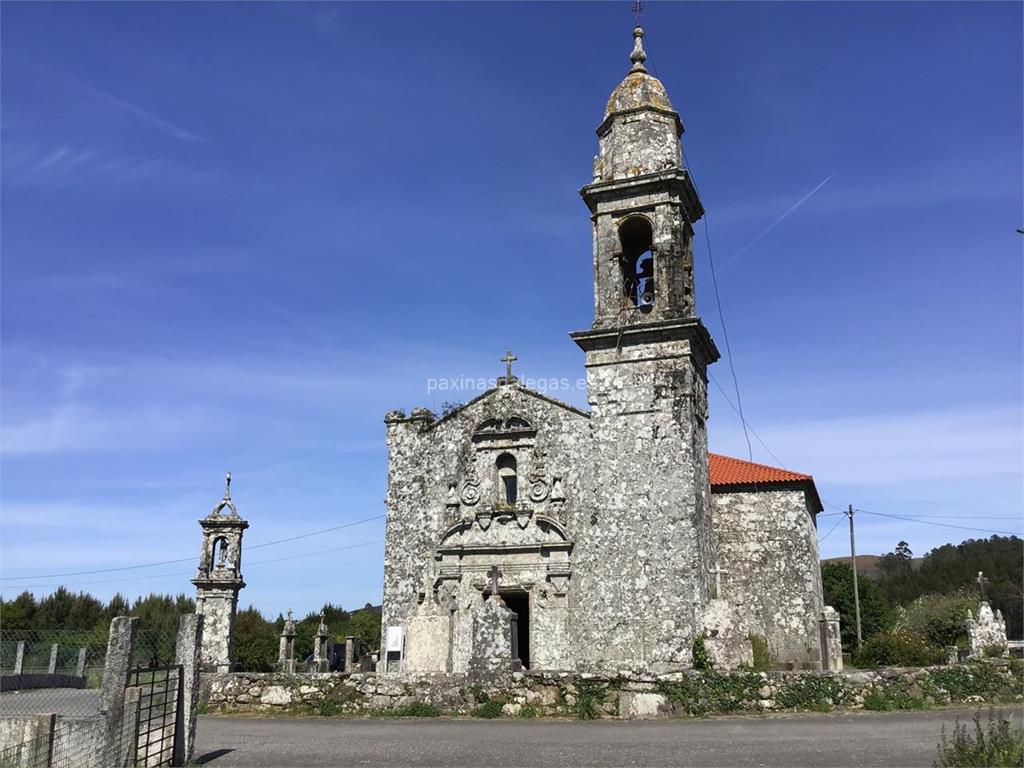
[0,540,384,592]
[0,514,385,581]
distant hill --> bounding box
[821,555,922,580]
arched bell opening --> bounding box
[618,215,655,313]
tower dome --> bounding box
[604,28,674,119]
[591,26,684,183]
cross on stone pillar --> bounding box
[500,350,517,381]
[709,565,728,599]
[487,565,502,597]
[976,571,987,601]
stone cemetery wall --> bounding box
[202,661,1022,719]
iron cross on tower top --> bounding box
[500,350,517,380]
[632,0,645,25]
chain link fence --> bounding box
[0,625,188,767]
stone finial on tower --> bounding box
[630,26,647,72]
[192,474,249,672]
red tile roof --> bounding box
[709,453,822,513]
[709,453,814,486]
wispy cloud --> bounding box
[5,144,216,187]
[72,80,206,144]
[1,403,218,455]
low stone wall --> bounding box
[202,660,1022,719]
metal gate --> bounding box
[127,665,182,767]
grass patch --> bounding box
[518,704,539,719]
[371,701,440,718]
[472,699,504,719]
[935,710,1024,767]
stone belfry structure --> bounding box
[569,25,721,668]
[192,473,248,672]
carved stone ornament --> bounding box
[460,481,480,506]
[445,481,460,509]
[550,476,566,502]
[528,477,550,503]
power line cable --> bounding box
[0,539,384,592]
[817,516,846,543]
[0,514,385,580]
[854,508,1020,537]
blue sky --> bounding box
[2,2,1021,618]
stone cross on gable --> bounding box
[501,350,517,380]
[487,565,502,596]
[709,565,728,600]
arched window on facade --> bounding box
[618,216,655,312]
[497,453,518,505]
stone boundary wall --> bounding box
[202,661,1022,719]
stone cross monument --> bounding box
[192,473,248,672]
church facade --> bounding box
[380,27,829,673]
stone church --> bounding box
[380,27,833,674]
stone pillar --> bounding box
[14,641,24,674]
[946,646,960,666]
[278,611,296,673]
[469,595,522,673]
[119,686,142,768]
[344,636,359,672]
[99,616,138,766]
[819,606,843,671]
[173,613,204,767]
[76,647,87,677]
[21,713,56,768]
[48,643,59,674]
[313,617,331,673]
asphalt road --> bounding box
[193,707,1010,767]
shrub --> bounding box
[982,644,1007,658]
[924,664,1015,702]
[774,675,847,712]
[692,635,713,671]
[749,634,774,672]
[574,680,603,720]
[863,684,928,712]
[935,711,1024,767]
[472,699,504,719]
[518,704,539,719]
[855,630,945,668]
[317,700,341,717]
[896,592,976,649]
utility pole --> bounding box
[848,504,863,650]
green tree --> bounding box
[233,607,279,672]
[895,591,977,648]
[821,562,894,648]
[1,592,38,631]
[876,540,918,604]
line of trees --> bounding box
[822,535,1022,666]
[0,588,382,673]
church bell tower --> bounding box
[570,26,721,670]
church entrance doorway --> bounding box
[484,588,530,669]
